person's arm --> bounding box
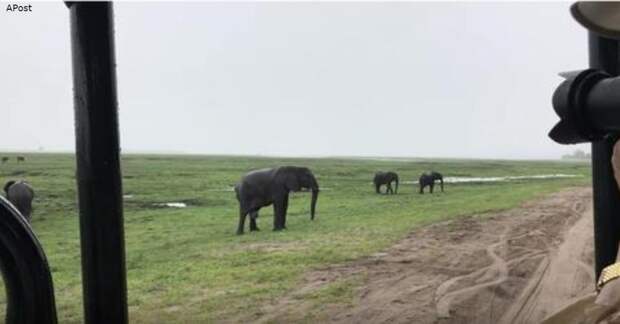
[595,141,620,310]
[540,144,620,323]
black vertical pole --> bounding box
[589,33,620,280]
[67,3,128,323]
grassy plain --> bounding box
[0,154,590,322]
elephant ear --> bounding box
[3,180,15,195]
[284,171,301,192]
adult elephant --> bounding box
[3,180,34,221]
[234,166,319,235]
[419,171,444,194]
[373,171,399,194]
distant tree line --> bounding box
[562,149,591,160]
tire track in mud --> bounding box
[435,196,592,324]
[240,187,593,324]
[435,226,511,318]
[501,199,594,323]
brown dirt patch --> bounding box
[241,187,594,324]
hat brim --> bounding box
[572,2,620,39]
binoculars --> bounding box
[551,68,620,144]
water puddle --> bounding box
[403,174,580,184]
[208,188,236,192]
[153,202,187,208]
[208,187,332,192]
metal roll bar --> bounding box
[66,2,128,323]
[0,2,128,323]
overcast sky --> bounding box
[1,2,592,159]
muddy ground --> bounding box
[243,187,594,324]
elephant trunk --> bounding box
[395,177,399,194]
[310,186,319,220]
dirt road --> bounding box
[248,187,594,324]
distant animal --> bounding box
[373,171,399,194]
[3,180,34,221]
[16,156,25,162]
[234,166,319,235]
[1,157,8,163]
[419,171,444,194]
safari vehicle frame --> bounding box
[0,3,126,323]
[2,2,620,324]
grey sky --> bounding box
[1,2,591,159]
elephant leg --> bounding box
[273,199,285,231]
[375,184,380,194]
[430,183,434,194]
[282,195,289,229]
[249,211,259,231]
[237,207,248,235]
[419,184,424,194]
[273,204,280,231]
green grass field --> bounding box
[0,154,591,322]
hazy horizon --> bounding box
[1,2,591,159]
[0,149,591,162]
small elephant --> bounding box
[419,171,444,194]
[3,180,34,221]
[373,171,399,194]
[16,156,25,162]
[1,157,8,163]
[234,166,320,235]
